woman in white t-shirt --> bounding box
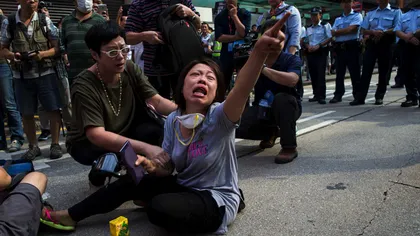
[201,22,213,55]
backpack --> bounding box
[154,0,204,75]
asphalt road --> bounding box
[3,73,420,236]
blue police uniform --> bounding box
[353,4,402,105]
[330,10,363,102]
[303,8,332,103]
[395,8,420,106]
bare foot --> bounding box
[42,209,77,226]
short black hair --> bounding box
[85,21,126,56]
[174,58,225,111]
[252,24,257,28]
[260,19,286,34]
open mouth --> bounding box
[193,87,207,97]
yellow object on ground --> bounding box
[109,216,129,236]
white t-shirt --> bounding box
[201,33,212,54]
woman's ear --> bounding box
[90,49,100,62]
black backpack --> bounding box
[154,0,204,75]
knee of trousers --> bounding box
[146,196,174,227]
[273,93,296,109]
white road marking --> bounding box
[366,97,376,102]
[235,139,244,143]
[297,120,338,136]
[297,111,336,124]
[33,161,50,171]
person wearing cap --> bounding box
[329,0,363,104]
[395,3,420,108]
[351,0,402,106]
[256,0,301,56]
[303,7,332,104]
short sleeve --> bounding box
[1,18,10,46]
[394,15,403,32]
[130,61,158,100]
[350,13,363,26]
[46,17,58,40]
[212,102,239,131]
[162,114,174,154]
[214,12,224,40]
[255,13,264,27]
[125,0,143,33]
[325,23,332,38]
[72,85,105,131]
[361,13,370,30]
[286,54,302,76]
[241,10,252,35]
[393,9,402,28]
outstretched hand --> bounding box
[253,12,290,55]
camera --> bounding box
[15,50,39,72]
[233,36,257,70]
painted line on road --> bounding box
[33,154,71,171]
[297,120,338,136]
[33,162,51,171]
[235,139,243,143]
[366,97,376,102]
[297,111,336,124]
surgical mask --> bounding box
[77,0,93,13]
[175,113,205,129]
[173,113,205,146]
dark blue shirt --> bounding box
[254,53,302,108]
[214,8,251,57]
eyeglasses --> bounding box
[101,47,130,58]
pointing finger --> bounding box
[269,11,291,37]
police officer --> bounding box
[351,0,402,106]
[395,4,420,107]
[330,0,363,103]
[304,7,332,104]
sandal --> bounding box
[40,207,75,231]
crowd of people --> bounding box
[0,0,419,235]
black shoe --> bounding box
[318,99,326,104]
[329,97,342,104]
[401,100,418,107]
[374,99,383,105]
[308,97,319,102]
[349,100,365,106]
[38,130,51,141]
[391,84,404,89]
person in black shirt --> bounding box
[236,19,303,164]
[214,0,251,89]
